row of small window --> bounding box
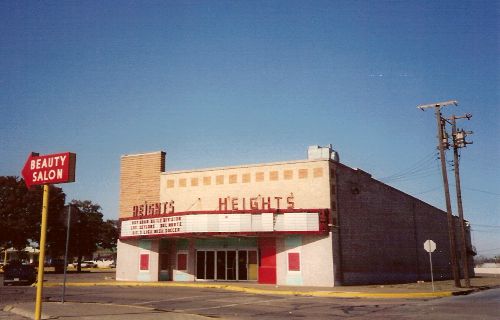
[166,167,329,188]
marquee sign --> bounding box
[120,209,330,239]
[130,194,296,218]
[21,152,76,188]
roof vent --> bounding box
[307,145,339,162]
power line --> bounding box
[409,183,500,197]
[470,224,500,228]
[383,168,440,183]
[477,247,500,253]
[470,229,500,234]
[412,186,442,195]
[461,187,500,196]
[379,151,438,181]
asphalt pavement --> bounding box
[1,271,499,319]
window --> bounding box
[288,252,300,271]
[191,178,198,186]
[179,178,187,187]
[313,167,323,178]
[229,174,237,184]
[140,254,149,271]
[203,176,211,185]
[166,179,175,188]
[242,173,251,183]
[269,171,279,181]
[255,172,264,182]
[298,169,308,179]
[177,253,187,270]
[216,175,224,185]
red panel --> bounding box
[140,254,149,270]
[258,237,276,284]
[177,253,187,270]
[288,252,300,271]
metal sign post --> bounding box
[424,239,437,292]
[62,205,72,303]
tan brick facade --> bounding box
[119,151,165,219]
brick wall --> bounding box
[119,151,166,219]
[334,162,473,285]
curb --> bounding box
[43,281,459,299]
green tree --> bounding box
[99,219,119,251]
[0,176,66,257]
[69,200,119,271]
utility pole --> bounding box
[417,100,461,288]
[449,114,473,288]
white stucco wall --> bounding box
[116,238,159,282]
[276,234,334,287]
[116,239,139,281]
[301,234,335,286]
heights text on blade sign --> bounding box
[30,154,68,182]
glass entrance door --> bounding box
[196,249,258,281]
[226,251,236,280]
[196,251,215,280]
[238,250,248,280]
[216,251,226,280]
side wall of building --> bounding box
[334,162,472,285]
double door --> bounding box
[196,250,257,281]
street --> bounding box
[1,272,499,319]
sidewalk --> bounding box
[3,302,210,320]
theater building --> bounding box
[116,146,473,286]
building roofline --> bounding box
[121,151,165,158]
[162,158,330,175]
[332,160,454,217]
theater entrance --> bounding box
[196,250,258,281]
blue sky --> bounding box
[1,1,498,256]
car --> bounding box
[73,261,97,268]
[3,261,37,286]
[50,259,67,273]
